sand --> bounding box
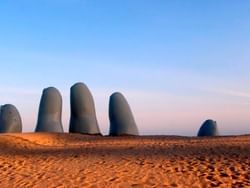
[0,133,249,188]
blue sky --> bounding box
[0,0,250,135]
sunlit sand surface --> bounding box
[0,133,249,187]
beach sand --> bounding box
[0,133,249,188]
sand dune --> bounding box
[0,133,249,188]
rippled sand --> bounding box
[0,133,249,188]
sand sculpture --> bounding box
[0,104,22,133]
[197,119,219,137]
[109,92,139,136]
[35,87,64,132]
[69,82,101,134]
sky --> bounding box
[0,0,250,136]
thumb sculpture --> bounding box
[0,104,22,133]
[197,119,219,137]
[109,92,139,136]
[35,87,64,132]
[69,82,101,134]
